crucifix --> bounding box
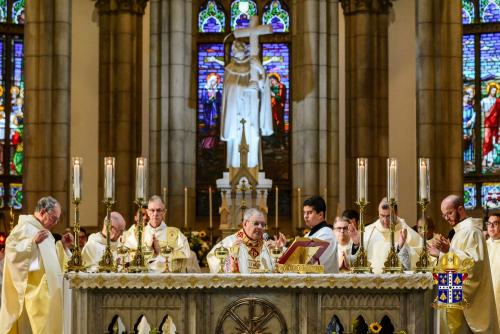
[233,16,273,82]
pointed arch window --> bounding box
[0,0,24,210]
[195,0,292,219]
[462,0,500,210]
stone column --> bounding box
[290,0,340,226]
[416,0,462,233]
[342,0,392,220]
[24,0,71,219]
[149,0,195,227]
[95,0,148,222]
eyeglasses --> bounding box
[249,221,267,228]
[334,226,349,232]
[486,221,499,227]
[148,208,165,213]
[46,212,60,223]
[441,210,456,219]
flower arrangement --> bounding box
[369,322,382,334]
[186,230,212,266]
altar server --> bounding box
[207,208,286,273]
[0,196,72,334]
[334,217,353,272]
[81,211,126,272]
[302,196,338,273]
[429,195,499,334]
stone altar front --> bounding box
[64,273,434,333]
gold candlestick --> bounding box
[416,199,433,272]
[67,199,86,272]
[129,199,149,273]
[351,199,372,273]
[98,199,117,272]
[383,198,403,273]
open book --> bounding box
[277,237,329,265]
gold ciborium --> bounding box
[214,245,229,273]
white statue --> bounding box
[220,21,273,169]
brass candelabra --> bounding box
[67,199,86,272]
[416,199,433,272]
[129,199,149,273]
[98,199,117,272]
[383,198,403,273]
[351,200,372,273]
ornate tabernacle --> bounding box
[64,273,434,334]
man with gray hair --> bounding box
[207,208,286,273]
[123,195,191,272]
[81,211,127,272]
[0,196,72,334]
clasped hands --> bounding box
[348,224,408,249]
[427,234,450,257]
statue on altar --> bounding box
[220,39,273,169]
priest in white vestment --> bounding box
[429,195,499,334]
[123,195,191,272]
[302,196,338,273]
[349,198,422,274]
[487,213,500,327]
[334,217,353,272]
[207,208,286,273]
[0,196,73,334]
[81,211,126,272]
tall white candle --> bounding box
[105,159,113,199]
[136,159,145,199]
[184,187,188,229]
[419,159,429,201]
[357,158,367,202]
[388,159,398,200]
[73,159,81,201]
[209,187,213,229]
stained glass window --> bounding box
[230,0,258,31]
[463,0,475,23]
[464,183,477,209]
[0,1,24,211]
[199,0,225,33]
[262,0,289,33]
[0,0,6,23]
[463,35,475,173]
[11,0,24,24]
[481,0,500,23]
[197,1,291,218]
[482,182,500,208]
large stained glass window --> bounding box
[463,1,500,210]
[196,0,291,219]
[0,0,24,210]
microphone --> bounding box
[263,233,270,241]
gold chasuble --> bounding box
[487,238,500,326]
[0,215,64,334]
[438,218,499,334]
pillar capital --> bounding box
[95,0,148,15]
[340,0,393,15]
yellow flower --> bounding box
[199,231,207,238]
[369,322,382,334]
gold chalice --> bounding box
[214,245,229,273]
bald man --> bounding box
[81,211,126,272]
[429,195,499,334]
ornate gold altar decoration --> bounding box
[215,297,287,334]
[415,199,433,272]
[351,200,372,273]
[275,237,328,274]
[432,252,472,310]
[98,199,117,272]
[67,199,85,272]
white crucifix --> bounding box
[233,16,273,82]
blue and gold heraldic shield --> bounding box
[437,273,464,304]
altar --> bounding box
[64,272,434,334]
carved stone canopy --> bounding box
[340,0,393,15]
